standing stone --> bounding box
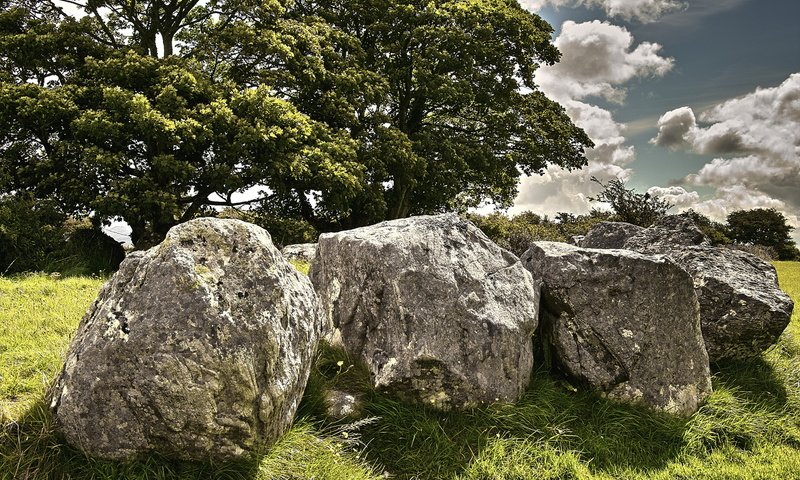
[580,221,644,249]
[650,247,794,361]
[50,218,322,461]
[521,242,712,415]
[282,243,317,264]
[310,214,540,410]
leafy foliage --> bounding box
[589,176,672,227]
[466,210,612,256]
[727,208,800,261]
[0,0,592,246]
[0,194,67,274]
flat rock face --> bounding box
[282,243,317,264]
[521,242,712,415]
[619,216,793,361]
[50,218,322,461]
[580,222,644,249]
[623,215,710,252]
[662,247,794,361]
[310,213,540,410]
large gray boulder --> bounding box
[50,218,322,461]
[580,221,644,249]
[310,213,540,410]
[652,247,794,361]
[623,215,710,252]
[521,242,712,415]
[622,216,793,361]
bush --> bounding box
[0,195,125,276]
[0,195,67,275]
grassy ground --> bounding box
[1,263,799,479]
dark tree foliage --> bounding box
[727,208,800,261]
[588,176,672,227]
[0,0,592,247]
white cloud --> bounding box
[650,73,800,242]
[512,22,671,217]
[537,21,674,103]
[521,0,686,22]
[646,186,700,207]
[651,106,695,149]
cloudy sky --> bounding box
[513,0,800,242]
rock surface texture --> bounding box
[521,242,712,415]
[282,243,317,264]
[310,214,540,410]
[50,218,322,461]
[579,221,644,249]
[622,216,794,361]
[651,247,792,361]
[622,215,710,252]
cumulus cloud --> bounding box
[646,186,700,208]
[512,22,671,217]
[650,73,800,240]
[653,74,800,161]
[520,0,686,22]
[537,21,674,103]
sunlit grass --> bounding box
[1,262,799,479]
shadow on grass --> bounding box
[303,341,800,480]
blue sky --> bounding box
[513,0,800,241]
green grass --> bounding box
[2,263,800,479]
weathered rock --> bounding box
[651,247,793,361]
[620,216,793,361]
[580,221,644,249]
[623,215,710,252]
[310,213,540,410]
[50,218,322,461]
[282,243,317,264]
[521,242,712,415]
[325,390,363,419]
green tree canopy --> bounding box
[727,208,799,260]
[0,0,592,246]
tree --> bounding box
[0,1,362,246]
[589,177,672,227]
[1,0,592,246]
[283,0,593,227]
[727,208,800,261]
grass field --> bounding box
[1,263,799,479]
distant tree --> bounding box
[588,177,672,227]
[727,208,800,261]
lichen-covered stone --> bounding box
[580,222,644,249]
[622,215,710,252]
[521,242,712,415]
[50,218,322,461]
[310,214,540,410]
[653,247,794,361]
[620,216,793,361]
[282,243,317,264]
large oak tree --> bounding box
[0,0,592,246]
